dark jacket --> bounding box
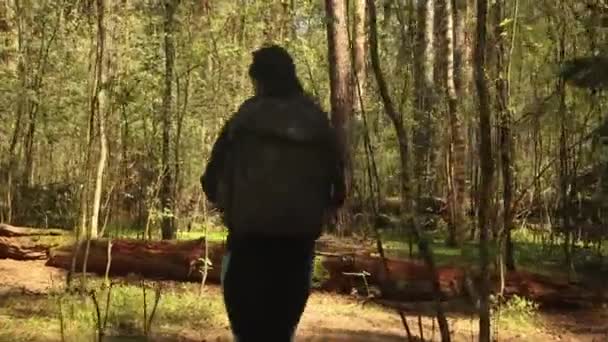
[201,95,346,232]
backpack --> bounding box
[219,95,336,238]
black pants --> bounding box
[221,235,315,342]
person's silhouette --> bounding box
[201,45,345,341]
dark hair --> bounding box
[248,45,304,98]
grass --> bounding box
[378,225,606,278]
[493,295,541,332]
[0,280,226,342]
[102,222,227,243]
[4,216,605,341]
[175,229,227,242]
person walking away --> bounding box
[201,45,345,341]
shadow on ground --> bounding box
[296,328,414,341]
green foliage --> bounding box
[311,256,330,288]
[0,281,224,342]
[494,295,540,331]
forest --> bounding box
[0,0,607,341]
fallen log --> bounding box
[46,238,226,282]
[0,237,50,260]
[0,223,68,237]
[319,253,465,300]
[45,238,465,301]
[0,224,70,260]
[44,237,600,308]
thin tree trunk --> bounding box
[90,0,110,240]
[557,19,574,280]
[173,67,191,231]
[325,0,353,234]
[5,2,26,219]
[7,0,28,220]
[444,0,466,246]
[413,0,436,198]
[77,19,99,239]
[453,0,466,96]
[160,0,178,240]
[353,0,366,116]
[474,0,493,340]
[494,0,518,274]
[368,2,451,341]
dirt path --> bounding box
[0,259,66,295]
[0,259,606,341]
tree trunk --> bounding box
[0,223,69,237]
[474,0,494,340]
[173,70,190,231]
[90,0,110,240]
[493,0,516,274]
[453,0,466,96]
[367,0,410,210]
[77,35,99,239]
[463,0,475,95]
[444,0,466,247]
[5,0,29,222]
[453,0,470,226]
[18,0,35,187]
[160,0,178,240]
[368,2,451,340]
[325,0,353,234]
[557,20,574,279]
[0,224,69,260]
[413,0,436,198]
[43,235,593,307]
[23,110,37,186]
[352,0,366,116]
[50,239,225,282]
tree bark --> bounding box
[453,0,466,96]
[5,0,29,223]
[42,236,592,308]
[444,0,466,247]
[160,0,178,240]
[0,224,69,261]
[46,237,465,300]
[413,0,436,197]
[474,0,494,340]
[493,0,516,276]
[90,0,110,240]
[352,0,366,116]
[0,237,50,260]
[0,223,68,237]
[557,18,574,280]
[325,0,353,233]
[368,2,451,340]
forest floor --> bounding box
[0,259,607,342]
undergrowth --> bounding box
[493,295,540,331]
[0,280,225,342]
